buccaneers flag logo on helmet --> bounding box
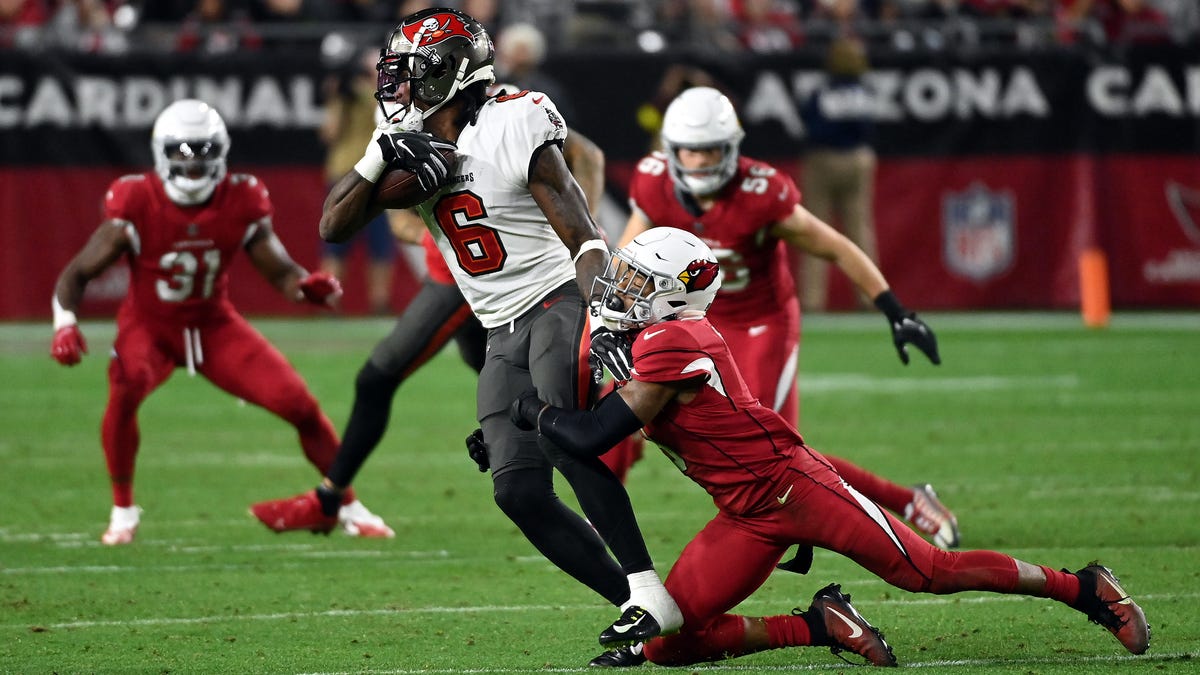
[403,13,475,46]
[678,260,720,292]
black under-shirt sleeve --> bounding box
[538,390,644,457]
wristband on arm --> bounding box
[53,295,77,330]
[873,289,906,323]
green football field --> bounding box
[2,313,1197,674]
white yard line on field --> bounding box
[801,373,1079,394]
[292,650,1199,674]
[3,592,1193,631]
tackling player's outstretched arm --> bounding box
[528,142,609,297]
[50,220,131,365]
[511,378,681,457]
[245,225,343,307]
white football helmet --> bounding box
[660,86,745,196]
[151,99,229,206]
[594,227,722,332]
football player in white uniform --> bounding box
[317,8,681,647]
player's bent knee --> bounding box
[492,470,554,522]
[355,361,401,398]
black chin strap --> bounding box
[673,183,706,218]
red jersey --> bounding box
[103,172,272,324]
[628,153,800,324]
[631,317,806,516]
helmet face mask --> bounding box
[660,87,745,196]
[151,99,229,206]
[376,8,495,123]
[594,227,722,332]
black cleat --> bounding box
[805,583,897,667]
[588,643,647,667]
[599,605,662,646]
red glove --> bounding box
[51,325,88,366]
[298,271,343,307]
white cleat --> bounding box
[338,500,395,538]
[904,483,960,549]
[101,505,142,546]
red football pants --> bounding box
[645,447,1018,664]
[102,310,339,505]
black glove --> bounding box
[376,131,456,193]
[509,387,545,431]
[874,290,941,365]
[465,428,489,473]
[590,328,633,381]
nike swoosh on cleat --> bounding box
[827,607,864,639]
[610,623,636,634]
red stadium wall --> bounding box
[612,154,1200,311]
[7,154,1197,321]
[3,45,1200,320]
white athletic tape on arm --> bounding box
[353,129,387,183]
[52,296,77,331]
[573,239,608,264]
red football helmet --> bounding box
[376,8,495,122]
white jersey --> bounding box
[414,90,575,329]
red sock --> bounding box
[110,478,133,508]
[102,403,138,507]
[764,613,813,648]
[1038,565,1082,605]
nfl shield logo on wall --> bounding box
[942,183,1015,282]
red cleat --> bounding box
[805,583,897,667]
[250,491,337,534]
[1072,563,1150,655]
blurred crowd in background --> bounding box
[2,0,1198,55]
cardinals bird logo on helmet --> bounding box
[678,260,720,293]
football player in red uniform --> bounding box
[512,228,1150,667]
[596,86,958,550]
[49,99,388,544]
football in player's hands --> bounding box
[371,133,458,210]
[51,325,87,366]
[299,271,343,307]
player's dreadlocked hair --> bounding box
[458,81,491,128]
